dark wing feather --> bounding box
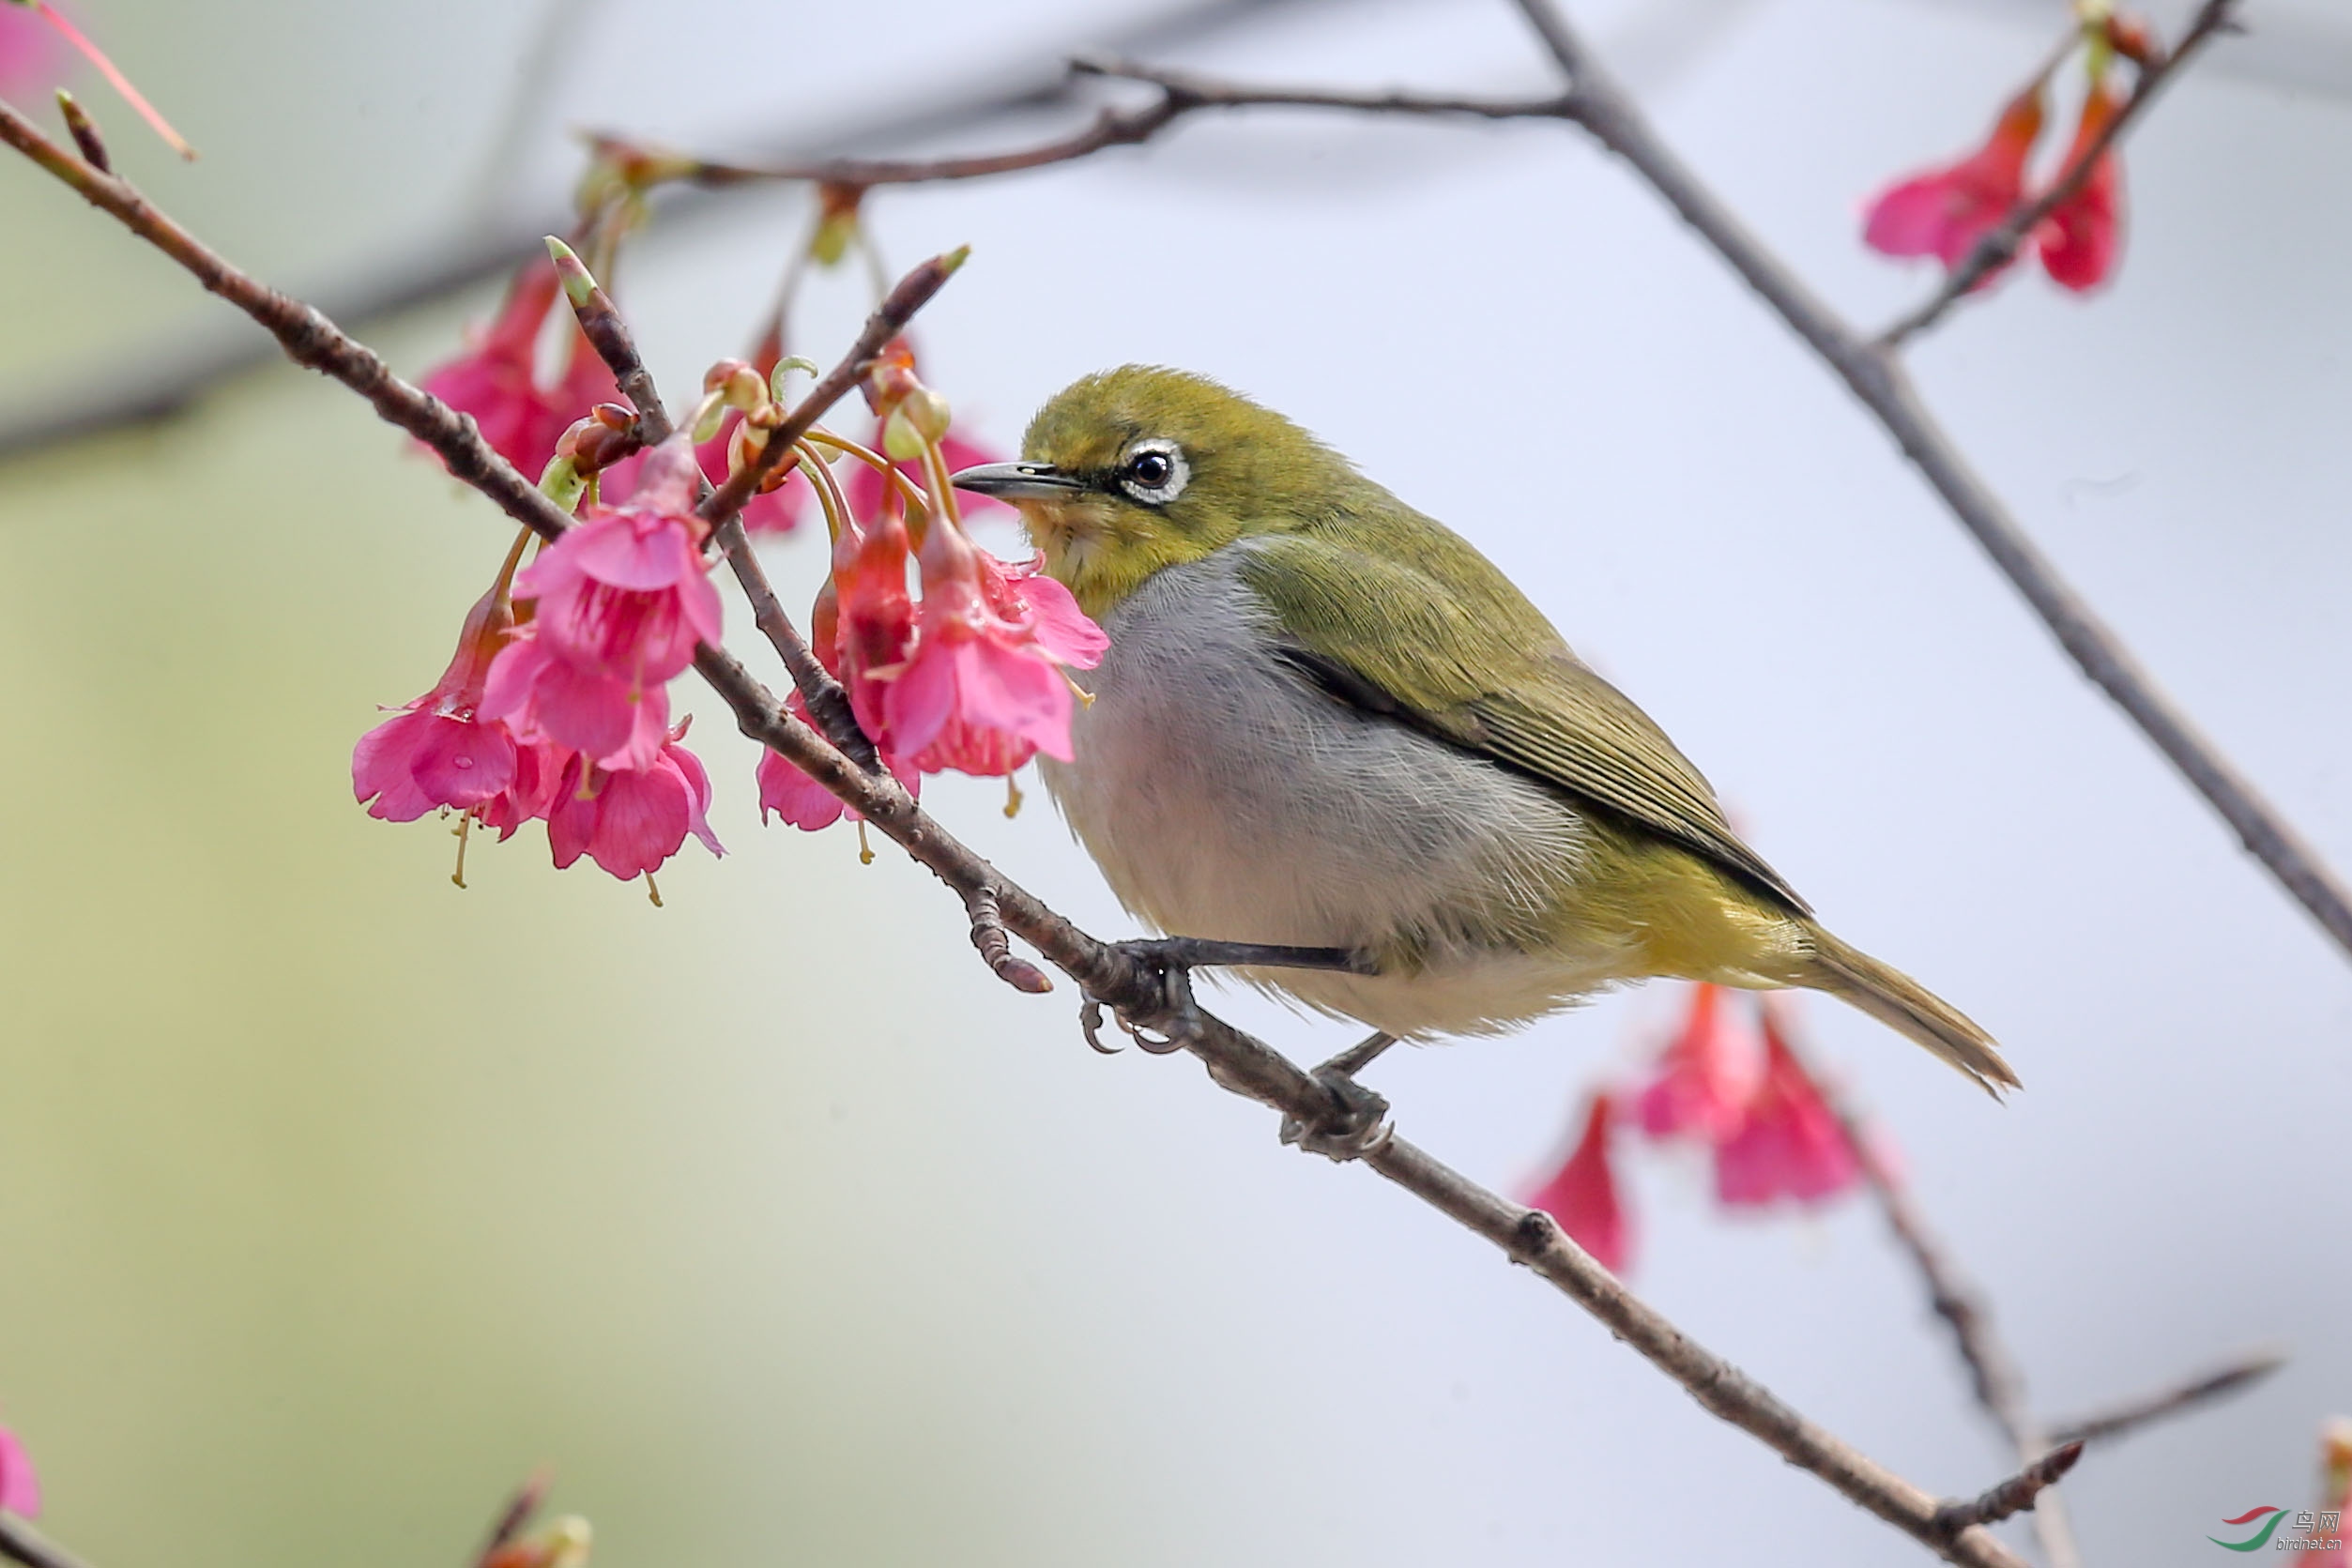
[1241,531,1809,914]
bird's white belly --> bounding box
[1039,546,1641,1039]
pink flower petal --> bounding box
[410,715,517,808]
[0,1423,42,1517]
[1526,1093,1632,1274]
[352,708,443,822]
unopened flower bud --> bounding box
[860,339,921,416]
[2101,11,2159,67]
[881,404,926,463]
[899,386,952,445]
[809,183,864,267]
[701,358,770,413]
[556,403,640,475]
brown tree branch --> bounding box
[1,95,2035,1568]
[1879,0,2244,346]
[1933,1441,2085,1536]
[1850,1124,2082,1567]
[2051,1347,2286,1448]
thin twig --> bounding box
[1851,1127,2083,1567]
[594,93,1194,190]
[0,98,2032,1568]
[1878,0,2244,346]
[2051,1347,2287,1448]
[1496,0,2352,967]
[0,1519,97,1568]
[1074,55,1572,120]
[966,886,1056,994]
[607,59,1577,191]
[1932,1441,2085,1535]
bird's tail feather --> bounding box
[1800,924,2019,1097]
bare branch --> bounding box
[1074,55,1573,119]
[2051,1347,2287,1448]
[577,57,1573,209]
[593,94,1194,190]
[1932,1441,2085,1535]
[1852,1130,2082,1565]
[1879,0,2245,346]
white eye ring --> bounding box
[1118,439,1189,506]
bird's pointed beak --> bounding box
[950,460,1088,501]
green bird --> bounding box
[952,366,2017,1095]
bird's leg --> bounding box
[1092,937,1393,1158]
[1107,936,1373,975]
[1280,1030,1398,1162]
[1092,936,1370,1053]
[1314,1030,1398,1081]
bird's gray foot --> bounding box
[1084,937,1371,1055]
[1280,1030,1397,1161]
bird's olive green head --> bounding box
[952,366,1361,619]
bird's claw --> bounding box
[1080,940,1210,1055]
[1280,1069,1394,1162]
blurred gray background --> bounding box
[1,0,2347,1562]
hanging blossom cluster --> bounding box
[354,427,724,892]
[1523,985,1876,1275]
[359,185,1105,897]
[750,339,1107,833]
[1861,7,2151,293]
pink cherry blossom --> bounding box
[476,733,574,842]
[755,705,921,830]
[827,509,918,746]
[1634,983,1764,1144]
[546,726,723,880]
[481,436,718,771]
[2037,79,2125,292]
[1864,86,2044,275]
[874,519,1106,777]
[0,1423,39,1517]
[420,260,625,480]
[1526,1092,1632,1274]
[0,3,67,100]
[979,552,1109,671]
[1713,1005,1861,1209]
[480,631,672,774]
[354,583,520,821]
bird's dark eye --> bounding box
[1116,439,1190,505]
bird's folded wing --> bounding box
[1240,532,1808,914]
